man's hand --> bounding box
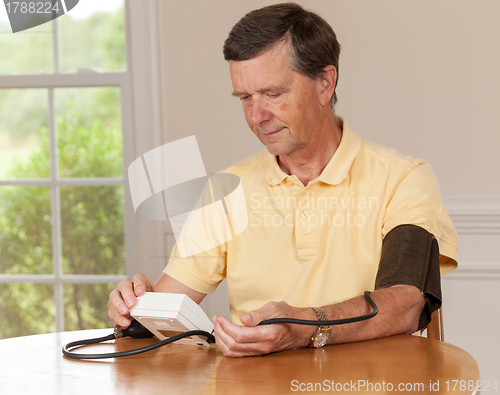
[108,273,207,328]
[213,301,316,357]
[108,274,154,328]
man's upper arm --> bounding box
[376,161,457,330]
[154,273,207,304]
[375,224,441,330]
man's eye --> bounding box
[240,96,250,101]
[268,93,281,98]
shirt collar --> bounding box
[264,115,361,186]
[317,115,361,185]
[265,153,288,185]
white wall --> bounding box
[149,0,500,381]
[440,196,500,382]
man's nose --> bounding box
[247,99,272,126]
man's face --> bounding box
[229,42,325,157]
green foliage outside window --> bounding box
[0,105,125,338]
[0,4,126,339]
[0,6,126,74]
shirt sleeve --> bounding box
[382,161,458,274]
[163,242,227,295]
[163,174,233,294]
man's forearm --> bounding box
[319,285,425,345]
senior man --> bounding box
[109,3,457,357]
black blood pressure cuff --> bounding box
[374,224,442,331]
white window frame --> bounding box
[0,0,150,332]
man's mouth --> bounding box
[263,127,284,136]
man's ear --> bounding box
[318,65,337,107]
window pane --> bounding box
[59,0,126,72]
[55,87,123,178]
[0,186,52,275]
[61,186,125,275]
[0,11,53,75]
[64,283,117,331]
[0,89,49,180]
[0,283,55,339]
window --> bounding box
[0,0,137,338]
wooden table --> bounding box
[0,329,480,394]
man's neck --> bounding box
[278,116,343,186]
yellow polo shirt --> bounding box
[164,116,458,324]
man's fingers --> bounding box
[117,275,154,310]
[108,289,132,327]
[118,279,137,309]
[240,311,258,327]
[109,305,132,327]
[109,288,129,315]
[132,274,154,296]
[216,316,256,343]
[239,301,284,327]
[214,316,258,357]
[108,274,154,329]
[214,316,279,357]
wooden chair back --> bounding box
[425,308,444,341]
